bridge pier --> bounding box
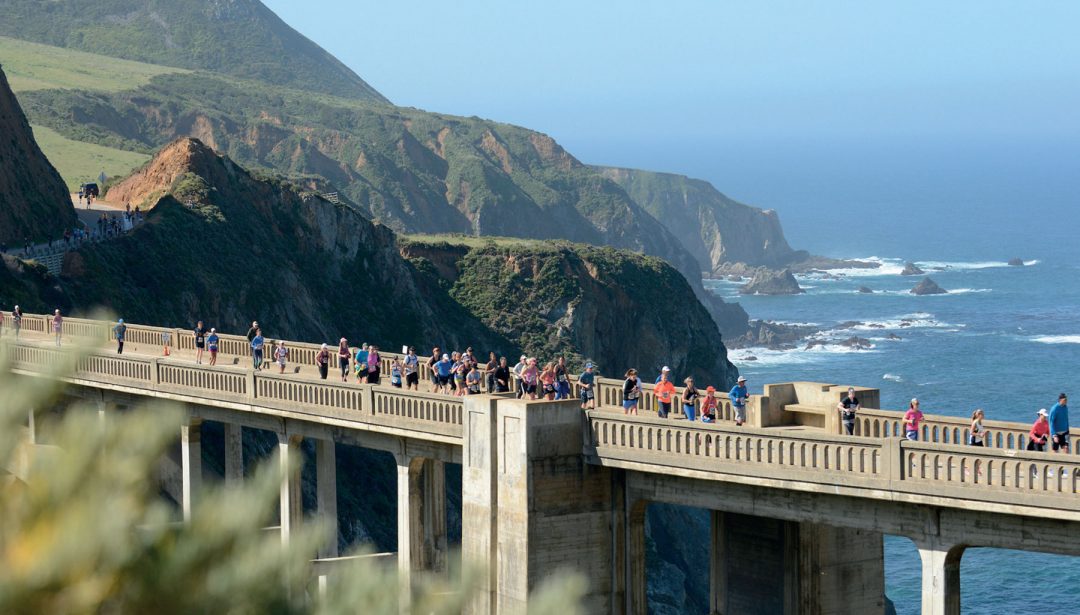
[180,418,202,522]
[278,433,303,547]
[916,539,964,615]
[224,423,243,486]
[396,453,448,611]
[315,438,338,559]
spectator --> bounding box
[485,351,497,393]
[513,355,527,399]
[494,357,511,393]
[682,377,699,421]
[579,363,596,410]
[555,357,571,400]
[466,365,481,394]
[12,305,21,338]
[52,309,63,347]
[428,347,441,393]
[113,318,127,354]
[193,320,207,365]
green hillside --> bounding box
[0,35,187,92]
[0,0,386,101]
[30,124,149,190]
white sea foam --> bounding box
[832,313,959,331]
[730,343,878,367]
[882,373,904,383]
[944,288,992,294]
[920,259,1038,270]
[817,256,905,278]
[1030,335,1080,345]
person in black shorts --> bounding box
[428,346,441,393]
[837,387,860,435]
[404,347,420,390]
[193,321,207,364]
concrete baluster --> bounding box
[180,418,203,522]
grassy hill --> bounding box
[0,0,386,101]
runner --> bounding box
[485,352,498,393]
[52,309,63,347]
[701,386,718,422]
[682,377,699,421]
[622,369,641,415]
[466,365,481,394]
[494,356,511,393]
[435,354,453,394]
[428,347,441,393]
[452,352,466,396]
[390,357,403,388]
[578,363,596,410]
[316,343,330,380]
[1049,393,1070,453]
[337,338,350,382]
[554,357,571,400]
[366,345,380,384]
[275,341,288,374]
[113,318,127,354]
[838,387,860,435]
[903,399,923,441]
[1028,409,1050,452]
[250,328,265,369]
[521,358,539,400]
[404,347,419,390]
[12,306,21,339]
[968,408,986,446]
[540,362,557,400]
[654,370,676,419]
[354,343,369,383]
[729,376,748,426]
[207,329,220,366]
[193,320,207,364]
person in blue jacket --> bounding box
[1049,393,1070,453]
[729,375,749,426]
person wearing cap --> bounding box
[701,386,718,422]
[622,368,641,415]
[903,399,923,441]
[207,328,219,365]
[729,376,749,426]
[579,362,597,410]
[1028,409,1050,452]
[654,368,676,418]
[513,355,527,399]
[655,365,672,385]
[112,318,127,354]
[837,387,860,435]
[435,353,453,394]
[1049,393,1070,453]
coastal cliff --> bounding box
[399,236,738,387]
[0,66,76,244]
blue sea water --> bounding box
[572,135,1080,613]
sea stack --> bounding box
[910,277,947,295]
[1008,258,1025,267]
[857,286,874,294]
[740,268,804,295]
[900,261,925,276]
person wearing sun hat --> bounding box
[729,375,749,426]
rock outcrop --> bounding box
[1008,258,1024,267]
[0,66,76,243]
[910,277,947,295]
[900,262,925,276]
[399,237,738,387]
[857,286,874,294]
[740,268,804,295]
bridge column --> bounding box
[626,499,647,615]
[180,418,202,522]
[278,434,304,547]
[462,396,500,615]
[396,454,425,612]
[917,539,964,615]
[224,423,243,486]
[421,459,447,575]
[315,438,338,558]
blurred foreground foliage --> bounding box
[0,343,585,614]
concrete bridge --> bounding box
[2,312,1078,615]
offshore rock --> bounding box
[911,277,948,295]
[900,261,925,276]
[740,268,804,295]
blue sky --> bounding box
[264,0,1080,146]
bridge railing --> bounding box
[586,410,1079,508]
[4,340,464,440]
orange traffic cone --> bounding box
[164,345,170,356]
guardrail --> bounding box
[586,410,1079,509]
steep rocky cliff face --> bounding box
[52,137,509,351]
[400,237,738,387]
[597,166,804,273]
[0,66,76,243]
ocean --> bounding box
[574,135,1080,613]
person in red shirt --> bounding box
[654,367,676,418]
[903,398,923,440]
[1028,408,1050,452]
